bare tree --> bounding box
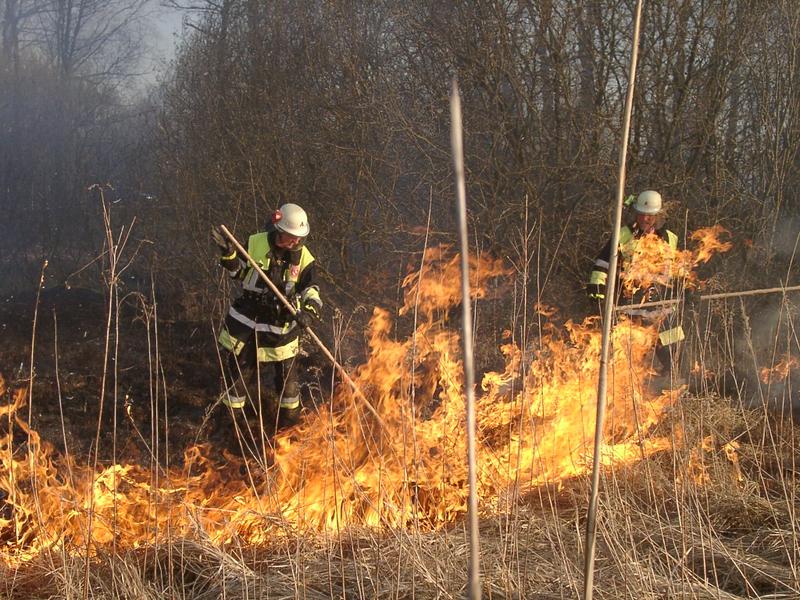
[34,0,150,80]
[0,0,158,291]
[147,0,800,316]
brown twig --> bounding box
[584,1,645,599]
[450,78,482,600]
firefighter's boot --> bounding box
[277,405,301,430]
[219,384,247,409]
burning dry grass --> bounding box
[1,244,799,598]
[1,249,683,562]
[1,370,799,597]
[1,396,797,599]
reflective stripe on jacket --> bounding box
[218,231,321,361]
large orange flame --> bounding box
[621,226,732,296]
[690,225,733,264]
[1,247,681,564]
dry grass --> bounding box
[1,394,797,600]
[2,213,799,598]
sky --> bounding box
[138,3,186,89]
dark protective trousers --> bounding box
[223,320,301,426]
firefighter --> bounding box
[211,203,322,430]
[587,190,685,377]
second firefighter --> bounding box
[586,190,686,377]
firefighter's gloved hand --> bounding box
[295,303,320,328]
[211,226,235,256]
[294,309,314,328]
[303,301,320,318]
[586,283,606,301]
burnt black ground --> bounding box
[0,287,261,466]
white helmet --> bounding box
[273,203,310,237]
[633,190,662,215]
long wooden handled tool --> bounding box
[219,225,386,429]
[614,284,800,313]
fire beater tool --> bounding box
[614,284,800,313]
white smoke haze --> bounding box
[767,215,800,260]
[729,298,800,414]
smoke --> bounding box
[730,298,800,416]
[768,215,800,260]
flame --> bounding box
[683,435,743,486]
[691,361,715,379]
[1,246,681,564]
[621,226,732,296]
[621,233,693,296]
[690,225,733,264]
[759,356,799,384]
[398,245,507,317]
[686,435,715,485]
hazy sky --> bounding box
[139,3,186,88]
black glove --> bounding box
[295,301,321,328]
[295,309,313,328]
[211,226,235,256]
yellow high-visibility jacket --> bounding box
[587,223,678,301]
[218,230,321,362]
